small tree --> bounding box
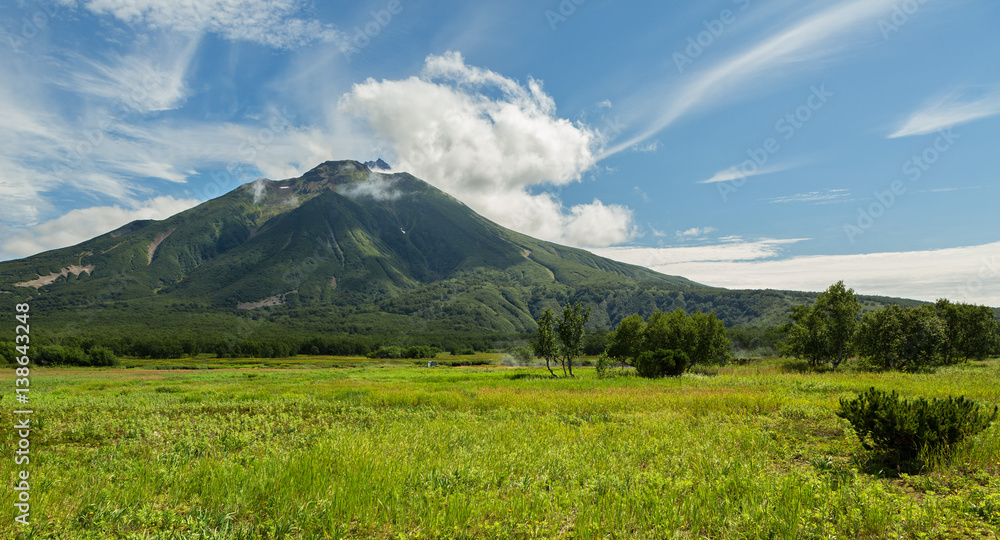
[510,346,533,367]
[689,311,732,366]
[782,281,860,369]
[532,308,559,377]
[855,305,945,371]
[782,304,827,366]
[818,281,861,369]
[556,302,591,377]
[607,314,646,362]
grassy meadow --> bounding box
[2,356,999,539]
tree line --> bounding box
[533,303,732,378]
[783,281,1000,371]
[0,332,506,364]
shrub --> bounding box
[634,349,689,378]
[403,345,438,359]
[837,387,997,471]
[367,346,403,359]
[0,341,17,364]
[34,345,92,366]
[368,345,439,359]
[86,346,119,366]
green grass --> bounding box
[2,357,998,539]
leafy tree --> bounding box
[532,308,559,377]
[556,302,591,377]
[935,299,1000,363]
[509,346,533,367]
[33,345,91,366]
[582,331,609,356]
[818,281,861,368]
[367,346,403,359]
[782,281,860,369]
[688,311,732,366]
[606,314,645,363]
[726,325,787,357]
[855,305,945,371]
[606,309,730,377]
[644,309,694,353]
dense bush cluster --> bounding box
[838,388,997,471]
[634,349,690,378]
[600,308,731,378]
[367,345,440,359]
[1,343,118,367]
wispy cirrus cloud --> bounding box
[889,88,1000,138]
[697,163,794,184]
[605,0,902,156]
[768,189,853,204]
[71,0,345,49]
[0,37,371,239]
[675,226,717,240]
[48,37,201,113]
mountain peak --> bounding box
[363,158,391,171]
[293,160,371,189]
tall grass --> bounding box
[1,358,997,538]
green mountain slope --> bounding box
[0,161,923,342]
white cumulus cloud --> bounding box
[339,51,635,248]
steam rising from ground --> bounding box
[251,178,267,203]
[337,173,403,201]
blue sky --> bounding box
[2,0,999,304]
